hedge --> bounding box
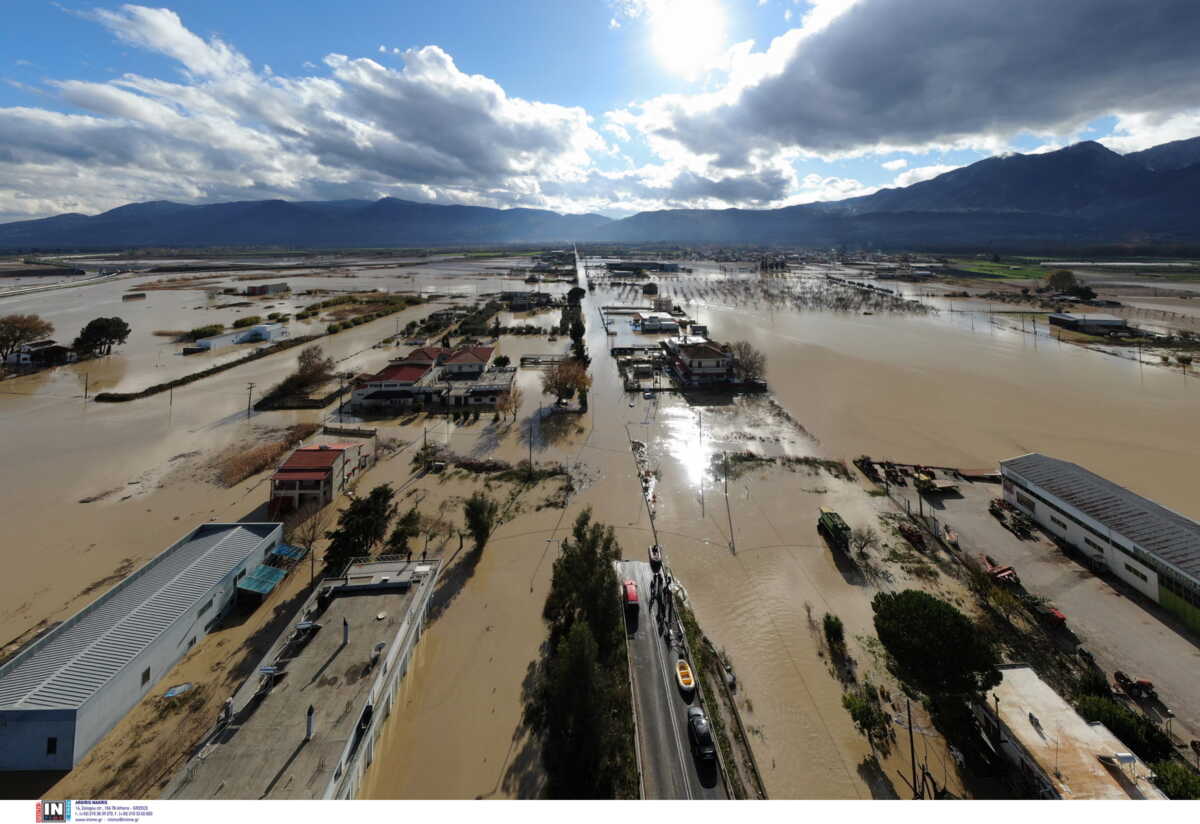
[93,335,321,402]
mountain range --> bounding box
[2,136,1198,251]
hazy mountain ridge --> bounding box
[2,138,1198,250]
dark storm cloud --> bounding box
[641,0,1200,166]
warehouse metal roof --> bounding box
[1001,453,1200,581]
[0,523,278,711]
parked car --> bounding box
[687,706,716,762]
[622,579,638,611]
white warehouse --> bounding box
[0,523,282,772]
[1000,453,1200,635]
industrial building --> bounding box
[1000,453,1200,633]
[165,557,439,799]
[0,523,282,772]
[973,665,1166,799]
[1048,313,1127,334]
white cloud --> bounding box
[1100,111,1200,154]
[881,158,907,170]
[0,5,610,221]
[892,164,958,187]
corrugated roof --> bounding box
[0,523,277,710]
[278,447,343,471]
[367,364,430,383]
[1001,453,1200,580]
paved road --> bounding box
[618,559,724,799]
[902,481,1200,745]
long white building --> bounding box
[0,523,282,771]
[1000,453,1200,634]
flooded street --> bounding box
[4,260,1199,799]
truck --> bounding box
[818,507,852,552]
[914,471,958,495]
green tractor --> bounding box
[818,507,852,553]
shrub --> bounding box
[183,324,224,341]
[232,315,262,328]
[1074,696,1174,763]
[327,322,341,333]
[1151,760,1200,799]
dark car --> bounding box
[687,706,716,761]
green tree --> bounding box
[324,483,397,571]
[524,510,635,798]
[872,589,1001,697]
[567,286,586,305]
[73,317,130,356]
[1075,695,1174,763]
[386,505,422,556]
[463,491,500,553]
[0,314,54,361]
[823,613,846,658]
[842,681,890,753]
[1151,759,1200,799]
[542,509,622,655]
[493,354,511,368]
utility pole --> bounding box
[246,382,255,419]
[528,416,534,480]
[907,699,920,799]
[83,373,89,402]
[723,451,735,554]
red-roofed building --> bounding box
[442,346,494,376]
[394,346,450,366]
[350,362,432,411]
[269,441,371,515]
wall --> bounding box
[0,709,76,771]
[72,527,278,765]
[1002,471,1160,601]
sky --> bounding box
[1,0,1199,222]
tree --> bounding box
[1151,760,1200,800]
[287,501,333,584]
[386,504,422,557]
[495,382,524,420]
[73,317,130,356]
[729,340,766,381]
[526,509,634,797]
[493,354,511,368]
[1046,269,1079,293]
[541,359,592,405]
[0,314,54,361]
[823,613,846,658]
[542,509,623,654]
[872,589,1001,697]
[324,483,397,571]
[1076,696,1175,763]
[567,286,586,305]
[463,491,500,553]
[850,526,878,558]
[297,344,335,386]
[842,681,890,753]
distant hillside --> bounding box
[3,136,1199,251]
[589,139,1200,248]
[0,198,612,250]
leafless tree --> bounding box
[729,340,766,381]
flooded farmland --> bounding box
[4,258,1200,799]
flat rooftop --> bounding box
[0,523,278,711]
[1001,453,1200,581]
[168,559,436,800]
[991,666,1165,800]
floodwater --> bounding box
[3,259,1200,799]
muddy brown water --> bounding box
[2,263,1198,799]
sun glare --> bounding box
[650,0,727,79]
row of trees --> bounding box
[524,510,637,798]
[0,313,130,361]
[317,483,502,572]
